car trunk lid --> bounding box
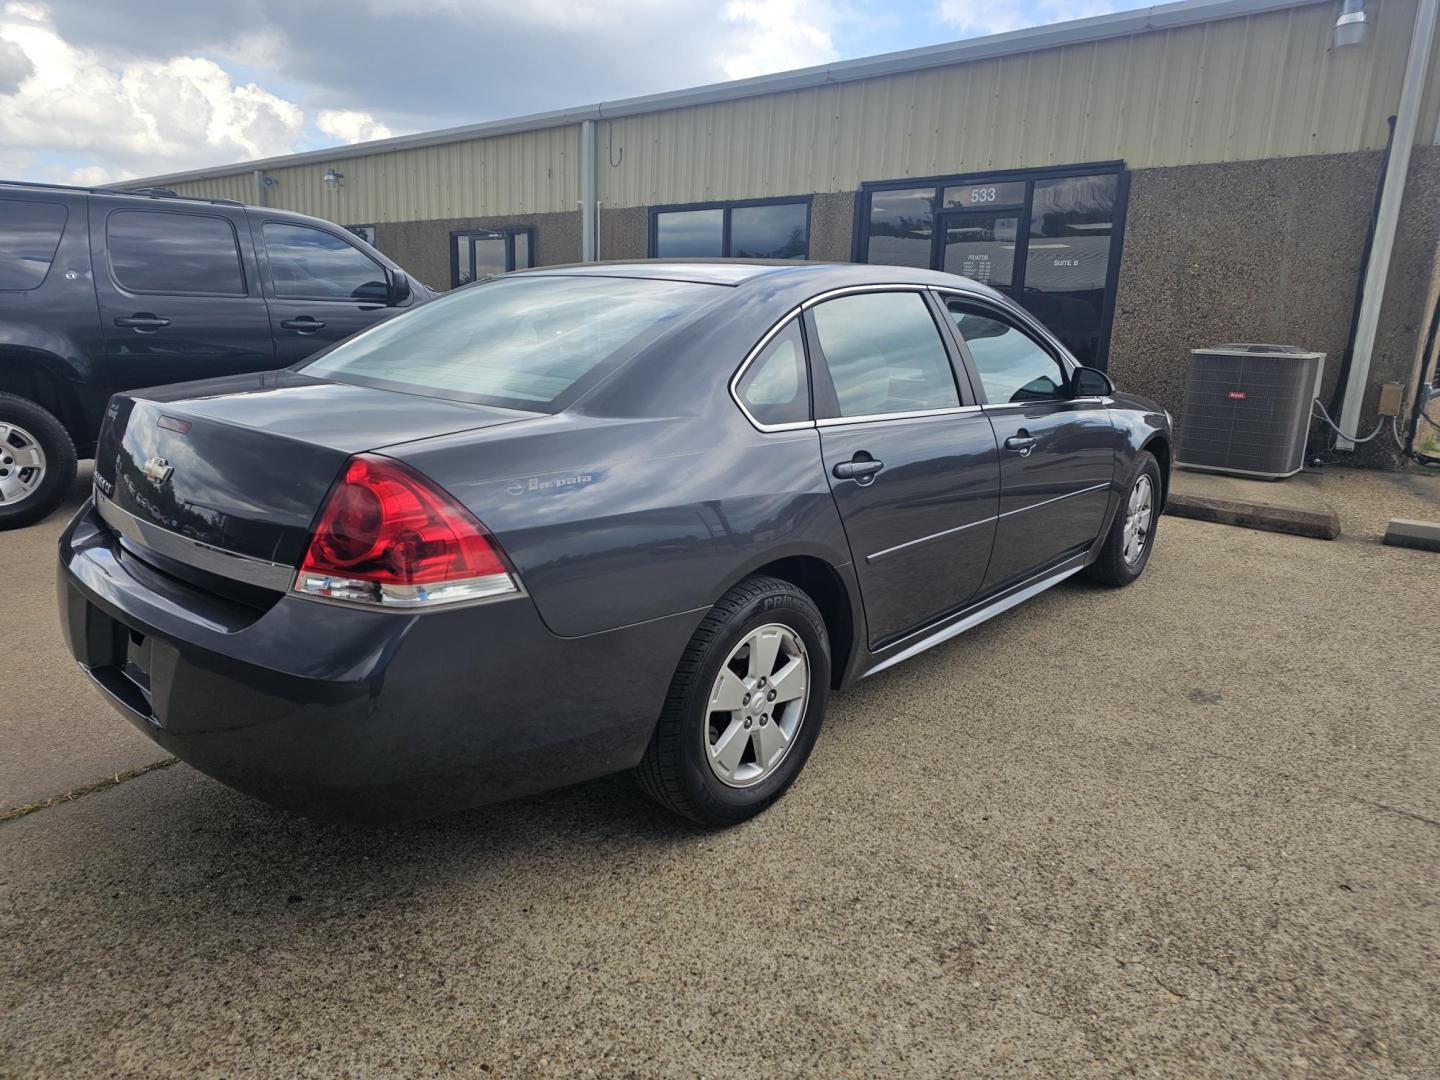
[95,370,538,572]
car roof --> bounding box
[523,259,1006,299]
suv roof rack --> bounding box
[0,178,246,207]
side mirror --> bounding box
[387,268,412,306]
[1071,365,1114,398]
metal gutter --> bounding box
[106,0,1333,190]
[580,119,597,262]
[1335,0,1439,450]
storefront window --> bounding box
[651,201,808,259]
[865,187,934,269]
[1023,174,1117,367]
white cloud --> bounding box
[316,109,394,145]
[720,0,838,80]
[0,1,301,180]
[936,0,1121,37]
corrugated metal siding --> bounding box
[171,125,577,222]
[599,0,1437,206]
[168,0,1436,219]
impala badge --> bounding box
[142,456,174,484]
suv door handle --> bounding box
[1004,434,1037,456]
[832,456,884,481]
[280,317,326,333]
[114,314,170,331]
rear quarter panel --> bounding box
[389,409,853,639]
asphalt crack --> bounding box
[0,757,178,825]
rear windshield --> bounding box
[301,274,725,411]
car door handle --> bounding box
[280,317,326,333]
[1004,434,1037,456]
[832,457,884,481]
[114,314,170,331]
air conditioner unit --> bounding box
[1176,344,1326,479]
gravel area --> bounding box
[1,507,1436,1077]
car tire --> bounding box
[0,393,78,531]
[1085,449,1161,587]
[637,574,831,827]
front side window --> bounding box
[736,320,809,427]
[302,275,723,411]
[108,210,245,296]
[264,223,387,301]
[949,306,1066,404]
[811,292,959,418]
[0,200,67,291]
[652,201,808,260]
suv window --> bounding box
[0,200,68,291]
[949,305,1067,404]
[811,291,959,418]
[736,320,809,426]
[264,223,388,301]
[107,210,245,296]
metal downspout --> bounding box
[580,120,597,262]
[1336,0,1439,449]
[252,169,266,207]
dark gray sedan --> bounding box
[58,262,1170,825]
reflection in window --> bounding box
[264,223,388,301]
[1023,174,1117,366]
[654,209,724,257]
[943,215,1019,288]
[109,211,245,296]
[730,204,807,259]
[736,321,809,426]
[950,308,1066,404]
[865,187,935,269]
[0,199,67,291]
[653,202,808,259]
[813,292,958,417]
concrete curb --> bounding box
[1382,518,1440,552]
[1164,493,1342,540]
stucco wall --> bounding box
[375,210,582,290]
[1106,149,1440,465]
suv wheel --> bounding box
[637,575,831,826]
[0,393,78,530]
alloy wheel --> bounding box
[1122,474,1154,566]
[703,623,810,788]
[0,423,47,506]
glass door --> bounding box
[939,210,1021,299]
[451,229,534,288]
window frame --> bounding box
[105,208,248,299]
[936,291,1082,409]
[853,162,1130,370]
[650,196,813,261]
[449,227,535,288]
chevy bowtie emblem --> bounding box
[142,456,174,483]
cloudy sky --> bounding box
[0,0,1141,185]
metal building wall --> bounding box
[597,0,1439,208]
[171,125,578,222]
[163,0,1439,220]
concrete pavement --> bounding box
[2,495,1438,1076]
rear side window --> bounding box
[736,320,810,427]
[263,223,388,301]
[302,275,723,411]
[810,291,959,418]
[0,200,68,291]
[108,211,245,296]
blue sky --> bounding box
[0,0,1150,183]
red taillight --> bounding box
[295,454,518,608]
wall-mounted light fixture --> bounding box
[322,168,344,190]
[1332,0,1370,47]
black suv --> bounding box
[0,181,434,528]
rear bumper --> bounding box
[58,500,702,819]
